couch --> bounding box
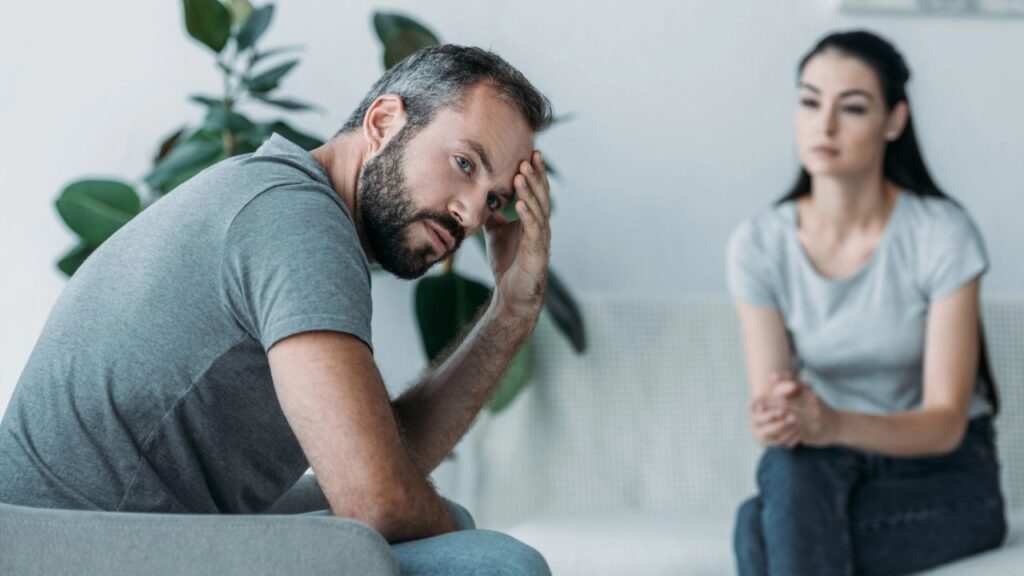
[446,297,1024,575]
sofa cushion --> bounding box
[505,509,1024,576]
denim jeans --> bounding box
[308,499,551,576]
[734,417,1006,576]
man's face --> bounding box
[358,83,534,279]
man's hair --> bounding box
[337,45,553,137]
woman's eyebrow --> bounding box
[798,83,874,100]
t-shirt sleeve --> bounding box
[925,202,989,301]
[726,218,778,309]
[220,185,373,352]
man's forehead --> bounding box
[436,88,534,170]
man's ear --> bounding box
[885,101,909,142]
[362,95,408,155]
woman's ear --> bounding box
[362,94,408,154]
[885,101,909,142]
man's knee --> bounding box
[462,530,550,576]
[442,498,476,531]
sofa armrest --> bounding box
[0,500,397,576]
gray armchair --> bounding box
[0,475,399,576]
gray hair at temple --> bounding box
[336,44,553,136]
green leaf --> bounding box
[189,94,222,107]
[245,59,298,93]
[182,0,232,53]
[155,126,186,162]
[158,151,227,194]
[544,269,587,353]
[204,104,256,133]
[251,45,303,65]
[252,120,323,150]
[414,272,491,360]
[487,342,532,413]
[144,138,223,190]
[227,0,254,26]
[57,243,94,277]
[55,180,141,247]
[372,12,441,70]
[252,94,318,112]
[236,4,274,51]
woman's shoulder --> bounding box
[897,192,978,232]
[729,201,794,246]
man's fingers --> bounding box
[525,151,550,216]
[515,172,547,227]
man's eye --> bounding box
[455,156,472,174]
[486,193,501,211]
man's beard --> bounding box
[358,130,466,280]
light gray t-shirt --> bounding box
[726,192,991,417]
[0,135,372,513]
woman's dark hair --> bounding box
[781,29,1000,415]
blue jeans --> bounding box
[734,417,1006,576]
[308,500,551,576]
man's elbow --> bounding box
[329,488,410,539]
[328,485,451,542]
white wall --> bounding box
[2,0,1022,414]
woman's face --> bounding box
[794,49,905,180]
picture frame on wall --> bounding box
[841,0,1024,16]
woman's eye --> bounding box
[455,156,472,174]
[843,105,867,115]
[800,98,819,108]
[486,193,501,211]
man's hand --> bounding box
[485,150,551,325]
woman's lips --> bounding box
[811,145,839,156]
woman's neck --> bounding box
[802,173,898,240]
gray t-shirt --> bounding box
[726,192,991,417]
[0,135,372,513]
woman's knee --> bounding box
[756,446,847,494]
[734,497,764,561]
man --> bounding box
[1,45,553,574]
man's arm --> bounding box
[268,331,456,543]
[392,151,552,473]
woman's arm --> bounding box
[791,278,982,456]
[735,302,801,446]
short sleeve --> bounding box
[726,219,778,309]
[925,202,989,300]
[220,185,373,352]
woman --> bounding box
[728,30,1006,575]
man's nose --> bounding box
[448,192,486,232]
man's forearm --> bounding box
[392,296,534,473]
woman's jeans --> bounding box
[734,417,1006,576]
